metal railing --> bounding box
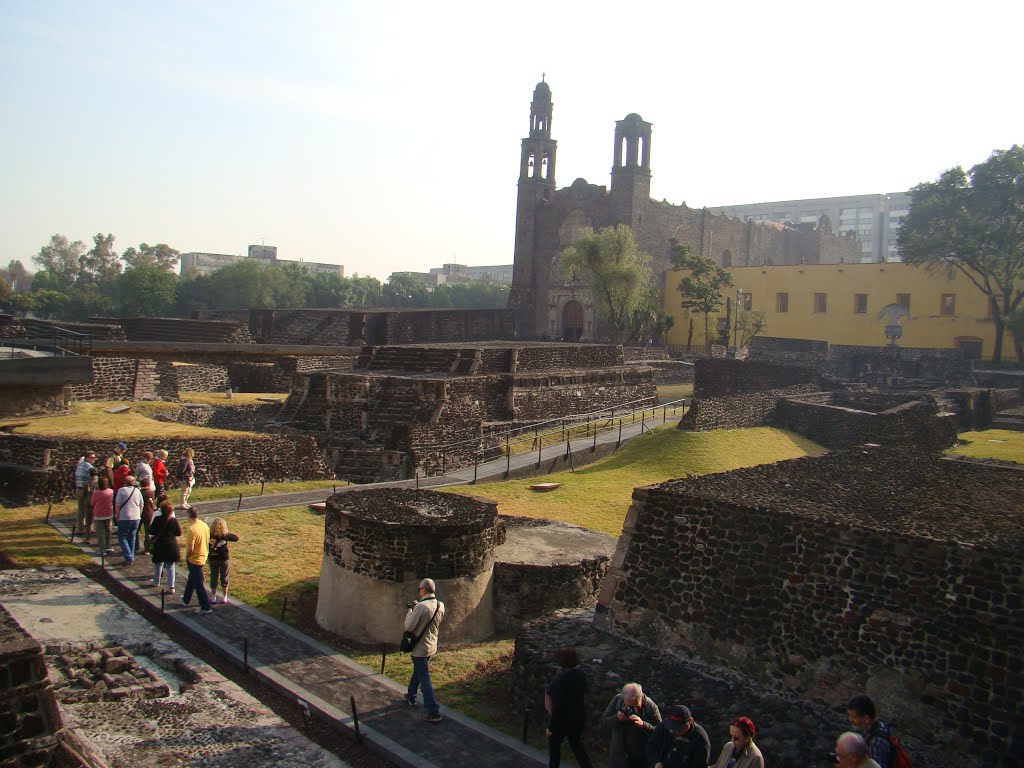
[426,396,689,482]
[1,326,92,359]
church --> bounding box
[508,80,861,341]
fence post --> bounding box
[351,695,362,742]
[237,493,243,512]
[70,524,77,543]
[260,480,265,496]
[243,638,249,672]
[473,452,478,484]
[280,597,288,622]
[380,643,387,675]
[506,447,511,476]
[537,439,542,468]
[46,500,53,522]
[593,424,597,450]
[160,588,165,615]
[521,704,532,744]
[618,419,622,446]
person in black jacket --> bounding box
[208,517,240,604]
[149,502,181,593]
[646,704,711,768]
[545,646,594,768]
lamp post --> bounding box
[733,288,744,351]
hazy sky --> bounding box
[1,1,1020,280]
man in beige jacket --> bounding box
[403,578,446,722]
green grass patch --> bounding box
[948,429,1024,463]
[185,479,346,504]
[0,501,91,568]
[0,401,265,440]
[451,426,825,536]
[656,383,693,402]
[179,392,287,406]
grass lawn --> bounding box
[450,425,826,536]
[949,429,1024,463]
[656,383,692,402]
[0,500,90,568]
[0,401,265,440]
[179,392,287,406]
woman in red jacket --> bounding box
[151,449,168,496]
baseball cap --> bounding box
[664,705,691,732]
[116,442,128,451]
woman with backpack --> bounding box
[149,501,181,593]
[178,448,196,510]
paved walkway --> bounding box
[180,408,672,518]
[50,517,549,768]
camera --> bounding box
[826,752,839,764]
[406,601,417,609]
[621,706,637,717]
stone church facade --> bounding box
[508,80,862,341]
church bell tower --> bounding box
[509,79,558,338]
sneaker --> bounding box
[121,560,134,567]
[150,579,158,586]
[168,588,175,594]
[181,598,190,607]
[196,608,213,615]
[222,596,229,605]
[424,712,442,723]
[405,696,416,707]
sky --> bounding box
[1,1,1021,281]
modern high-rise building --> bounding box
[179,245,344,278]
[706,192,911,263]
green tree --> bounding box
[116,264,180,317]
[0,275,9,304]
[736,308,768,347]
[671,241,733,351]
[79,233,122,288]
[560,225,652,343]
[32,235,86,287]
[7,291,40,316]
[898,145,1024,362]
[122,242,180,272]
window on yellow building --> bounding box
[742,293,752,311]
[776,293,788,313]
[897,293,911,311]
[941,294,955,316]
[814,293,827,313]
[854,294,868,314]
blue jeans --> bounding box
[407,655,439,715]
[183,563,211,611]
[116,519,140,562]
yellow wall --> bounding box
[664,263,1010,358]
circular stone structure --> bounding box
[315,488,505,644]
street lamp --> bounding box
[733,288,744,351]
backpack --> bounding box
[177,457,191,478]
[889,736,913,768]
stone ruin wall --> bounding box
[172,362,231,392]
[322,492,505,582]
[680,383,820,431]
[774,393,958,451]
[68,355,177,402]
[0,606,101,768]
[594,457,1023,765]
[492,558,608,634]
[0,432,330,507]
[511,368,655,421]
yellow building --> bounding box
[664,263,1011,360]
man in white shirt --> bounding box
[403,578,446,723]
[114,476,144,566]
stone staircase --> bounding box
[991,407,1024,431]
[327,437,406,484]
[360,346,462,374]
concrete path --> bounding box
[184,407,673,517]
[49,517,550,768]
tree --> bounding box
[560,225,652,343]
[122,243,180,272]
[79,233,122,288]
[33,235,86,287]
[736,309,768,347]
[0,275,9,303]
[898,145,1024,362]
[671,241,733,351]
[117,264,180,317]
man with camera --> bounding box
[599,682,662,768]
[403,578,446,723]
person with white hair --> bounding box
[114,475,143,566]
[600,682,662,768]
[403,578,446,722]
[832,732,881,768]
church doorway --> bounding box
[562,300,584,341]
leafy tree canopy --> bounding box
[560,224,652,342]
[671,241,733,349]
[898,145,1024,361]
